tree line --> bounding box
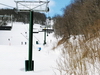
[0,8,46,24]
[53,0,100,74]
[53,0,100,41]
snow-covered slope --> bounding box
[0,22,44,45]
[0,22,59,75]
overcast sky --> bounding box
[0,0,71,17]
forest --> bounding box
[0,8,46,24]
[53,0,100,75]
[53,0,100,40]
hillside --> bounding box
[0,9,46,24]
[0,22,59,75]
[52,0,100,75]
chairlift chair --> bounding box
[0,15,13,30]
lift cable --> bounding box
[0,2,15,8]
[33,35,40,42]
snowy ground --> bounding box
[0,22,59,75]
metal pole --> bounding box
[28,11,34,71]
[43,27,46,45]
[47,26,48,36]
[25,11,34,71]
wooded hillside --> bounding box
[0,9,46,24]
[53,0,100,40]
[53,0,100,75]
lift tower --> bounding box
[15,0,49,71]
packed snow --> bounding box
[0,22,59,75]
